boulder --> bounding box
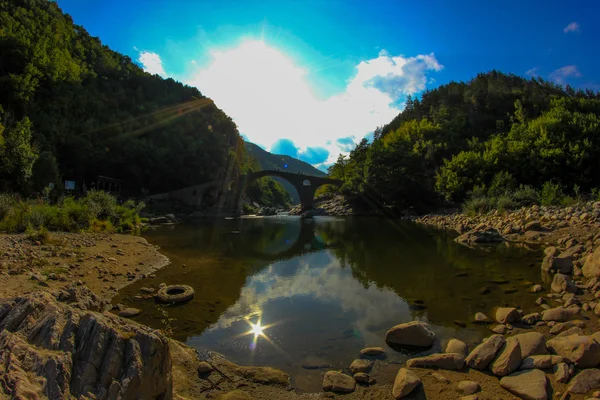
[513,332,548,358]
[465,335,505,370]
[542,306,579,322]
[322,371,356,393]
[473,312,493,324]
[406,353,464,370]
[567,369,600,394]
[542,255,573,274]
[520,355,563,370]
[392,368,421,399]
[546,335,600,368]
[551,273,578,294]
[0,290,172,400]
[197,361,214,374]
[349,359,373,374]
[445,339,468,357]
[489,338,522,377]
[583,246,600,278]
[499,369,548,400]
[385,321,436,348]
[495,307,520,324]
[353,372,375,384]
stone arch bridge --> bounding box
[148,170,342,213]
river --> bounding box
[113,216,543,391]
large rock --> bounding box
[567,369,600,394]
[406,353,464,370]
[546,335,600,368]
[349,359,373,374]
[499,369,548,400]
[445,338,468,357]
[542,255,573,274]
[542,306,579,322]
[489,338,522,377]
[392,368,421,399]
[495,307,520,323]
[322,371,355,393]
[0,289,172,400]
[513,332,548,358]
[554,362,572,383]
[465,334,505,370]
[551,273,578,294]
[455,228,503,244]
[583,246,600,278]
[385,321,436,348]
[520,355,563,370]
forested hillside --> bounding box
[329,71,600,213]
[0,0,248,196]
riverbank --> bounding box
[2,214,600,399]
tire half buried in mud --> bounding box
[156,285,195,304]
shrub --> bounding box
[496,195,517,212]
[488,171,517,197]
[511,185,539,206]
[25,225,50,243]
[463,196,494,215]
[540,181,563,206]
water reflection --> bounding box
[114,216,543,391]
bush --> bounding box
[511,185,539,206]
[463,196,494,215]
[0,193,17,220]
[488,171,517,197]
[0,191,144,233]
[540,181,563,206]
[496,195,517,212]
[25,225,50,243]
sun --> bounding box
[250,323,264,337]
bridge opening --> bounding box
[244,176,298,209]
[302,179,311,186]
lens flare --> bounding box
[250,323,264,337]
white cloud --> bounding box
[138,51,167,77]
[549,65,582,85]
[525,67,539,76]
[563,22,580,33]
[184,41,443,165]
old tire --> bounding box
[156,285,195,304]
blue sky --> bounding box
[57,0,600,170]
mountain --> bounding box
[245,141,327,203]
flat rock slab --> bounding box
[457,380,480,395]
[500,369,548,400]
[513,332,548,358]
[392,368,421,399]
[322,371,356,393]
[546,334,600,368]
[465,334,505,370]
[406,353,464,370]
[490,338,522,377]
[359,347,386,357]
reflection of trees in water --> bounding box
[316,218,543,323]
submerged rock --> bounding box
[322,371,356,393]
[406,353,464,370]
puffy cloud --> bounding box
[298,146,330,165]
[563,22,580,33]
[549,65,582,85]
[185,41,443,166]
[138,51,167,77]
[271,138,298,158]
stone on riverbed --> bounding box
[385,321,436,349]
[513,332,548,358]
[489,338,522,377]
[499,369,548,400]
[118,307,141,318]
[457,381,480,395]
[551,273,578,294]
[522,313,540,325]
[359,347,386,357]
[473,312,493,324]
[349,359,373,374]
[567,368,600,393]
[353,372,375,384]
[520,355,563,370]
[583,245,600,278]
[392,368,421,399]
[406,353,465,370]
[495,307,520,324]
[546,334,600,368]
[322,371,356,393]
[553,362,573,383]
[445,338,468,357]
[465,334,505,370]
[541,306,579,322]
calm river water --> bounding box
[114,216,544,391]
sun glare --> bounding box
[250,323,264,337]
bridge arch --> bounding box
[233,170,342,212]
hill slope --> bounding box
[245,142,326,204]
[0,0,247,196]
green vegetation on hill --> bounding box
[0,0,249,196]
[328,71,600,213]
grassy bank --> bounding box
[462,179,600,215]
[0,190,144,234]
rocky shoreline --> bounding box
[3,199,600,399]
